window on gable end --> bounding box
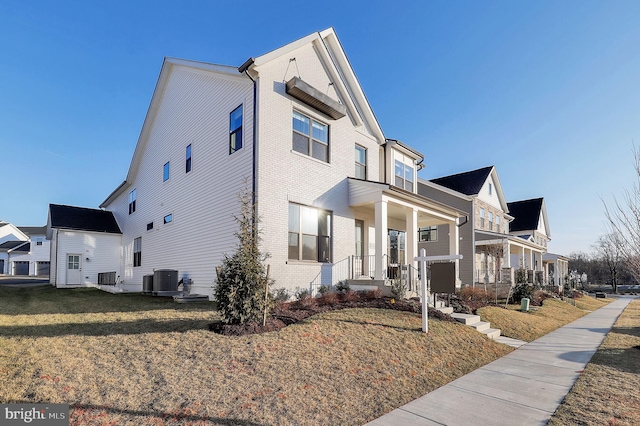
[489,183,493,195]
[355,145,366,179]
[394,160,414,192]
[133,237,142,267]
[292,111,329,162]
[186,144,192,173]
[129,189,137,214]
[229,105,243,154]
[163,162,170,182]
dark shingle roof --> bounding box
[430,166,493,196]
[49,204,122,234]
[0,241,28,251]
[507,198,544,232]
[18,226,46,236]
[13,242,30,252]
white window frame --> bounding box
[288,203,332,262]
[129,188,136,214]
[480,208,485,228]
[292,111,329,163]
[394,160,414,192]
[355,145,367,179]
[419,226,438,242]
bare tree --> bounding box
[593,232,624,293]
[603,145,640,282]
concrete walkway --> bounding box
[366,297,632,426]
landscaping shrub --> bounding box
[294,287,310,301]
[317,292,339,306]
[457,287,492,303]
[335,280,350,294]
[271,288,290,303]
[318,284,332,295]
[360,288,383,300]
[214,186,273,325]
[340,290,359,302]
[390,279,408,300]
[510,283,535,304]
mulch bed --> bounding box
[209,291,455,336]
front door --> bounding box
[355,220,365,277]
[388,229,405,279]
[66,254,82,285]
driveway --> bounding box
[0,276,50,287]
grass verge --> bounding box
[477,296,611,342]
[549,299,640,426]
[0,285,513,425]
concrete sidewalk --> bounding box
[366,297,632,426]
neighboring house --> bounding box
[85,28,466,297]
[0,221,30,275]
[46,204,122,288]
[542,253,569,290]
[507,198,551,285]
[10,226,52,276]
[418,166,515,288]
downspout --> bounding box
[54,229,59,286]
[238,58,258,219]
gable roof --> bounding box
[48,204,122,234]
[244,27,385,143]
[430,166,494,196]
[18,226,47,236]
[507,198,545,233]
[0,240,28,250]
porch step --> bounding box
[435,306,454,315]
[481,328,502,339]
[451,313,502,340]
[450,313,481,325]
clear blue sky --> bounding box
[1,1,639,256]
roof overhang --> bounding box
[286,77,346,119]
[348,178,468,225]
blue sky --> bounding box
[1,1,639,256]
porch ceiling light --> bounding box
[286,77,347,120]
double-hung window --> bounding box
[133,237,142,267]
[479,208,485,228]
[129,189,136,214]
[229,105,243,154]
[355,145,367,179]
[186,144,192,173]
[288,204,332,262]
[394,161,414,192]
[419,226,438,242]
[292,111,329,162]
[488,212,493,231]
[496,216,501,233]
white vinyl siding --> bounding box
[103,64,253,295]
[51,230,121,287]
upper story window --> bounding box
[355,145,367,179]
[35,238,43,246]
[146,222,154,231]
[186,144,192,173]
[496,216,501,233]
[488,212,493,231]
[288,203,332,262]
[292,111,329,162]
[489,183,493,195]
[394,160,414,192]
[133,237,142,267]
[164,214,173,224]
[129,189,137,214]
[229,105,243,154]
[479,208,485,228]
[163,162,170,182]
[419,226,438,242]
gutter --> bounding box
[238,58,258,219]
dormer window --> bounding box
[394,160,414,192]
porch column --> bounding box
[374,200,388,280]
[520,247,525,269]
[405,208,418,270]
[545,262,550,285]
[503,240,511,267]
[449,219,461,287]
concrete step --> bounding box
[469,321,491,332]
[451,313,481,325]
[436,306,454,315]
[481,328,501,339]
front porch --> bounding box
[309,179,466,297]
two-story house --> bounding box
[0,222,50,276]
[48,28,466,297]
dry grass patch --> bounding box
[0,286,513,425]
[549,300,640,426]
[477,298,600,342]
[574,294,613,311]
